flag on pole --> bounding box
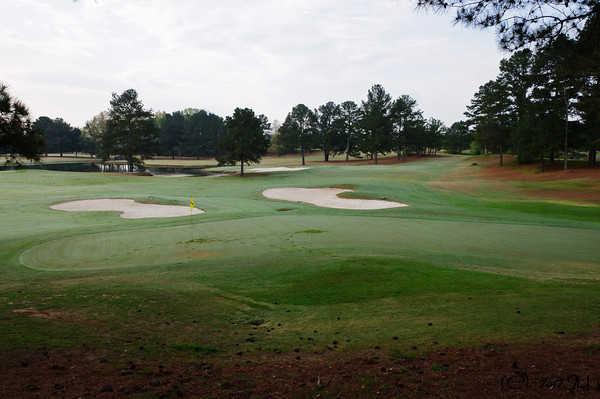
[190,197,196,209]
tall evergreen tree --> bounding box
[0,83,44,161]
[391,95,422,159]
[105,89,158,168]
[160,111,185,159]
[445,121,472,154]
[425,118,446,155]
[217,108,270,175]
[498,49,536,162]
[405,114,427,155]
[81,112,108,158]
[33,117,81,157]
[417,1,599,51]
[182,110,225,158]
[360,84,393,164]
[339,101,361,161]
[465,80,512,165]
[530,36,580,167]
[314,101,343,162]
[277,104,316,165]
[576,75,600,166]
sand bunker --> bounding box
[262,188,407,210]
[51,199,204,219]
[249,167,310,173]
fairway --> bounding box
[1,155,600,397]
[3,155,600,337]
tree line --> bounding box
[465,35,599,168]
[24,92,226,163]
[10,83,458,170]
[420,0,599,168]
[272,85,461,164]
[0,83,44,162]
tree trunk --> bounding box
[540,152,545,172]
[324,149,329,162]
[345,137,350,161]
[374,152,378,165]
[499,145,503,167]
[240,160,244,176]
[301,144,305,166]
[589,149,597,167]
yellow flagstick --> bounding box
[189,196,196,216]
[190,196,197,239]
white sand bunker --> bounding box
[51,199,204,219]
[263,188,407,210]
[249,167,310,173]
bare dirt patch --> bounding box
[430,156,600,204]
[2,332,599,398]
[50,199,204,219]
[481,161,600,182]
[12,308,75,321]
[263,188,407,210]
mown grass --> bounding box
[1,155,599,359]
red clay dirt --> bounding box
[2,332,600,398]
[475,157,600,203]
[478,157,600,182]
[432,155,600,204]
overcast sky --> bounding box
[2,0,505,127]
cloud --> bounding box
[1,0,503,126]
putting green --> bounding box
[20,215,600,280]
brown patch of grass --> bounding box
[12,308,77,321]
[431,155,600,204]
[524,189,600,204]
[179,238,215,245]
[329,183,356,190]
[178,250,218,260]
[470,155,600,182]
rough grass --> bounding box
[1,155,599,359]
